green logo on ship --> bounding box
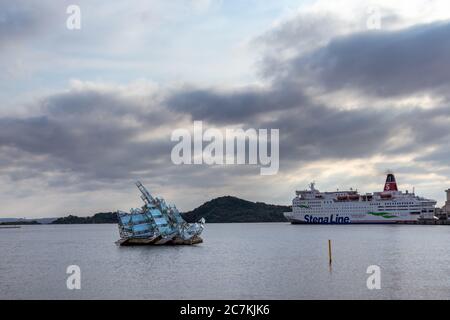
[367,212,397,219]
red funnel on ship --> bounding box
[383,173,398,191]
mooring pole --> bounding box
[328,239,332,265]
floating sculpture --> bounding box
[115,181,204,245]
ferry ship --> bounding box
[284,173,437,224]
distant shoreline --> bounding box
[0,220,41,226]
[1,196,290,225]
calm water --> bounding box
[1,223,450,299]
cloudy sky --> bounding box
[2,0,450,218]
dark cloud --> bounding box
[255,12,347,56]
[168,85,450,173]
[418,149,450,163]
[0,1,56,46]
[166,80,310,124]
[283,21,450,97]
[0,86,270,197]
[164,19,450,172]
[4,20,450,175]
[167,21,450,127]
[272,107,393,165]
[39,92,450,196]
[0,89,176,183]
[274,105,450,170]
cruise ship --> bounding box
[284,174,437,224]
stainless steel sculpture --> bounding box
[115,181,205,245]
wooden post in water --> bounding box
[328,239,332,265]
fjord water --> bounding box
[1,223,450,299]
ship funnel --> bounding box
[383,173,398,191]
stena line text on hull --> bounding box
[304,214,350,224]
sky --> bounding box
[2,0,450,218]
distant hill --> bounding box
[0,220,41,225]
[0,218,56,224]
[182,196,290,223]
[26,197,290,224]
[51,212,117,224]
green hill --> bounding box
[0,220,41,225]
[49,196,290,224]
[182,196,290,223]
[51,212,117,224]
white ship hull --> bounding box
[286,174,437,225]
